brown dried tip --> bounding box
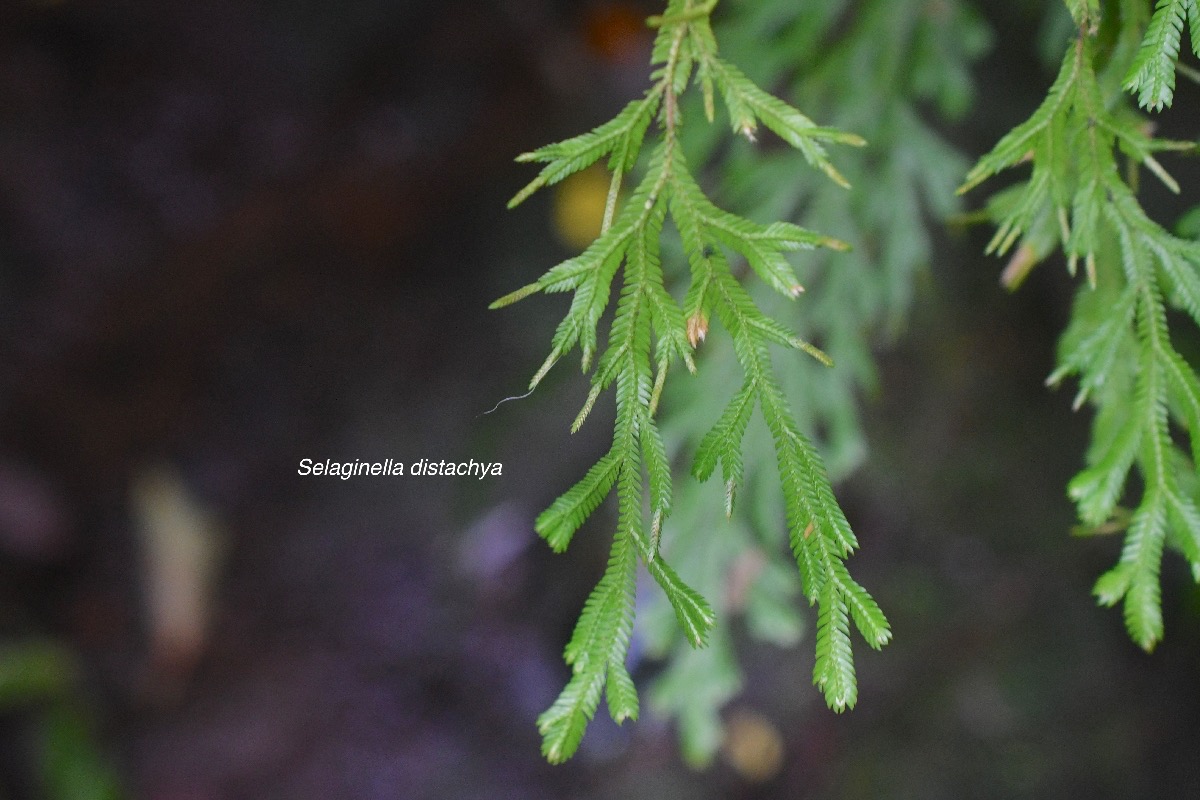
[1000,243,1038,291]
[802,520,815,539]
[686,312,709,348]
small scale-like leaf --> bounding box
[834,564,892,649]
[511,92,663,208]
[960,44,1081,194]
[563,532,636,671]
[1093,563,1134,607]
[641,410,672,531]
[644,557,716,648]
[1068,409,1142,527]
[606,659,639,724]
[710,57,860,185]
[489,282,542,309]
[535,452,620,552]
[692,383,755,485]
[538,668,605,764]
[1119,493,1169,650]
[748,316,833,366]
[1123,0,1190,111]
[813,583,857,711]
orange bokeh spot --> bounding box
[583,3,650,64]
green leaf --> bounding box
[606,659,639,724]
[812,582,856,711]
[510,0,894,761]
[834,563,892,650]
[1118,492,1169,650]
[539,531,637,763]
[1123,0,1193,111]
[510,90,663,208]
[710,57,861,187]
[537,666,606,764]
[645,557,716,647]
[960,43,1081,194]
[641,409,672,537]
[747,316,833,366]
[535,451,620,552]
[1164,484,1200,567]
[562,532,637,673]
[1065,0,1101,32]
[1161,346,1200,465]
[693,383,755,486]
[1068,409,1142,527]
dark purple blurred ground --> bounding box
[1,2,1199,799]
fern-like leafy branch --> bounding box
[493,0,889,762]
[963,0,1200,651]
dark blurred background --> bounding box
[0,1,1198,798]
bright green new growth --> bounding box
[963,0,1200,651]
[494,0,889,763]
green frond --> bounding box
[540,531,638,763]
[704,210,839,299]
[1068,409,1142,527]
[692,383,754,486]
[1152,240,1200,329]
[536,666,606,763]
[535,451,620,552]
[505,0,894,760]
[762,386,857,559]
[1192,1,1200,62]
[1049,284,1137,403]
[488,282,542,310]
[965,3,1200,655]
[813,582,857,711]
[605,660,639,724]
[692,265,886,712]
[1094,561,1133,610]
[645,557,716,647]
[640,409,673,537]
[1164,483,1200,567]
[1162,349,1200,465]
[747,316,833,366]
[960,43,1082,194]
[1123,0,1194,111]
[630,188,696,374]
[1107,120,1191,194]
[537,229,630,295]
[833,562,893,650]
[709,57,860,186]
[1118,493,1169,650]
[646,278,696,374]
[510,90,663,208]
[562,531,637,673]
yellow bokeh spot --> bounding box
[553,166,613,250]
[722,708,785,783]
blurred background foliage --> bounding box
[0,0,1198,798]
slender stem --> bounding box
[645,4,693,209]
[601,169,623,235]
